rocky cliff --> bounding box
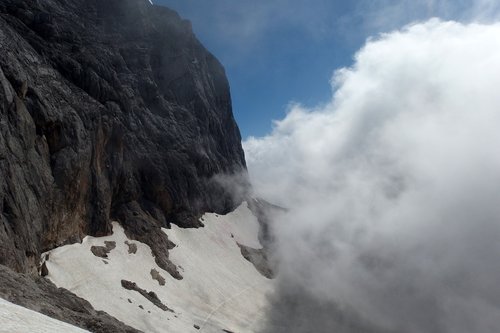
[0,0,247,276]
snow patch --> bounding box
[0,297,89,333]
[43,202,273,333]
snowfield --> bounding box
[43,202,273,333]
[0,297,89,333]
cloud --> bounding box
[244,20,500,333]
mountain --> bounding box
[0,0,274,332]
[0,0,246,274]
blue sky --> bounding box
[155,0,500,138]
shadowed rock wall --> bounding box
[0,0,247,274]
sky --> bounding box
[157,0,500,138]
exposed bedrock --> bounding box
[0,0,248,274]
[0,265,142,333]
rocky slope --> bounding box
[0,297,88,333]
[0,0,247,277]
[0,265,141,333]
[42,203,274,333]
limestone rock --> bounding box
[0,0,248,274]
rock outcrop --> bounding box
[0,0,247,275]
[0,265,142,333]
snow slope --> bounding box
[43,202,273,333]
[0,297,89,333]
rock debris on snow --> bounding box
[43,203,273,333]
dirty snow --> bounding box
[0,297,89,333]
[44,202,273,333]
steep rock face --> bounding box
[0,0,247,274]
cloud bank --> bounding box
[244,20,500,333]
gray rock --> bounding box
[90,240,117,258]
[150,268,166,286]
[239,198,286,279]
[0,0,248,274]
[0,265,142,333]
[238,243,275,279]
[91,246,109,259]
[125,240,137,254]
[121,279,172,312]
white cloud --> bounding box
[245,20,500,332]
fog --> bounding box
[244,20,500,332]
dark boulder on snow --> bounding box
[121,279,172,312]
